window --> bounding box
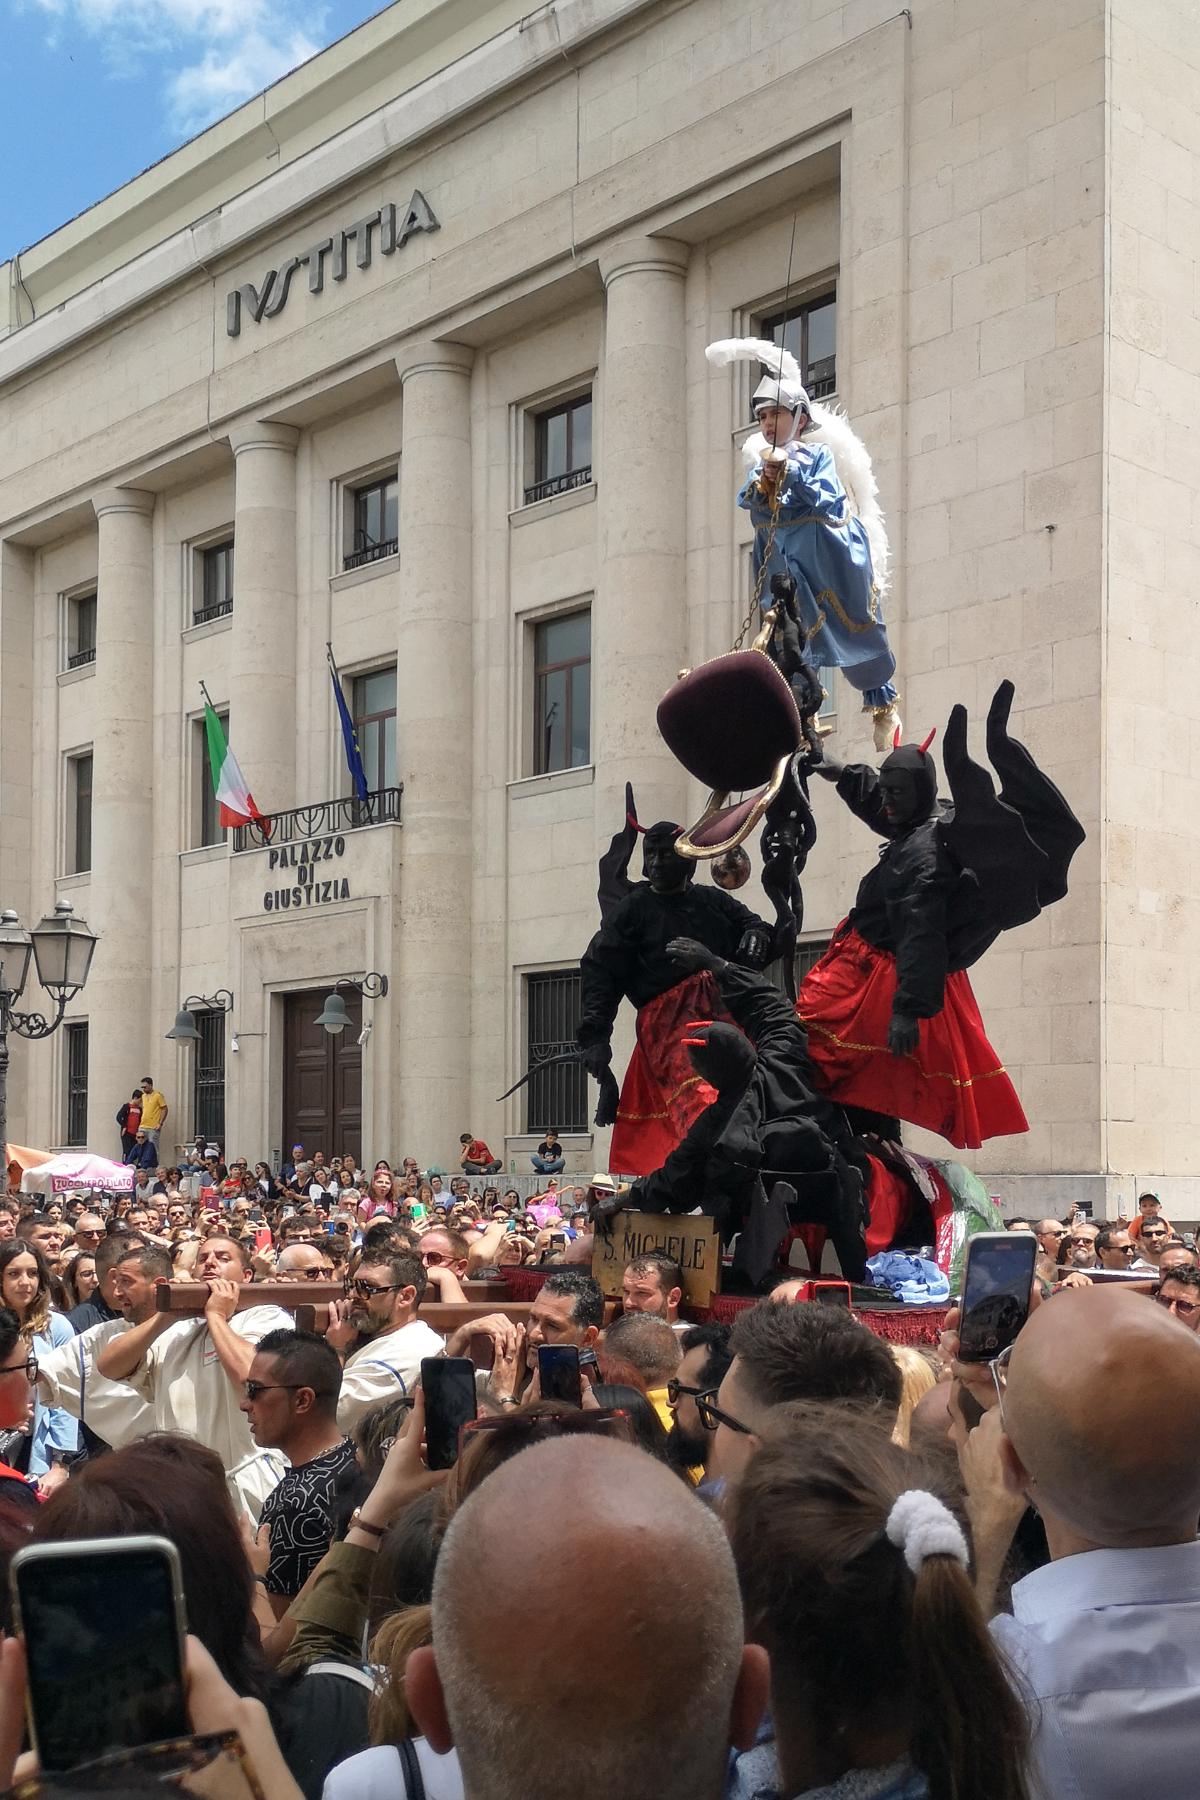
[67,752,92,875]
[759,291,837,403]
[193,1009,226,1146]
[66,593,96,670]
[196,711,228,847]
[64,1022,88,1146]
[533,610,591,774]
[525,970,586,1134]
[347,475,398,569]
[351,667,397,793]
[196,542,234,625]
[526,394,592,505]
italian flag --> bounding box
[204,700,269,831]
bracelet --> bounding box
[492,1394,518,1409]
[349,1508,389,1539]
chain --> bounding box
[734,472,785,650]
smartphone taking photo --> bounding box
[957,1230,1038,1363]
[11,1535,189,1773]
[421,1357,478,1470]
[538,1343,583,1406]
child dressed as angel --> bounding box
[707,336,901,751]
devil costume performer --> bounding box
[601,937,868,1283]
[705,336,900,748]
[576,811,777,1176]
[798,682,1085,1150]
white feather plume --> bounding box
[739,402,891,595]
[705,336,802,386]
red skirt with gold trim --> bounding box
[608,971,733,1176]
[797,924,1027,1151]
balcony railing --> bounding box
[522,466,592,507]
[344,538,398,572]
[194,598,234,626]
[66,648,96,670]
[232,784,403,852]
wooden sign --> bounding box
[592,1213,722,1307]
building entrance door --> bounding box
[282,989,363,1165]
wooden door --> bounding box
[282,989,363,1164]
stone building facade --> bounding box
[0,0,1196,1215]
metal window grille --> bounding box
[193,1009,226,1146]
[525,970,586,1134]
[196,542,234,625]
[347,477,398,569]
[64,1022,88,1146]
[759,291,837,403]
[796,939,830,983]
[526,395,592,505]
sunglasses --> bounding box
[348,1277,403,1299]
[665,1378,711,1407]
[695,1392,753,1436]
[1154,1292,1200,1320]
[421,1250,451,1266]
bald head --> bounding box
[1003,1286,1200,1547]
[412,1436,757,1800]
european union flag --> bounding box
[327,644,370,803]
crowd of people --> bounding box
[0,1148,1193,1800]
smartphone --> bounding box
[539,1343,583,1406]
[421,1357,478,1470]
[11,1536,189,1772]
[579,1346,601,1388]
[550,1233,566,1250]
[249,1207,263,1223]
[957,1231,1038,1362]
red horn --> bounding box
[919,728,937,753]
[626,814,647,834]
[892,726,902,750]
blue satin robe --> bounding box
[739,440,897,706]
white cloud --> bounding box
[30,0,329,135]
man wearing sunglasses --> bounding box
[325,1249,445,1430]
[241,1329,356,1616]
[1153,1266,1200,1332]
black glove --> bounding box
[737,926,773,968]
[591,1193,626,1239]
[887,1011,920,1056]
[682,1020,756,1098]
[594,1067,620,1130]
[577,1039,612,1082]
[666,936,721,976]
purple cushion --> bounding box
[657,652,802,791]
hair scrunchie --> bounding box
[885,1489,970,1576]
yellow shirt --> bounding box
[139,1088,167,1130]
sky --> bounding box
[1,0,385,259]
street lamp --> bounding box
[314,973,388,1036]
[165,990,234,1042]
[0,900,97,1160]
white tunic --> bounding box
[37,1318,154,1451]
[336,1318,446,1432]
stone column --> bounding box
[393,342,475,1162]
[87,489,155,1148]
[0,542,35,1143]
[228,423,299,814]
[594,236,691,839]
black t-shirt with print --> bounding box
[261,1437,359,1596]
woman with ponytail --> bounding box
[726,1402,1030,1800]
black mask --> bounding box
[878,745,937,827]
[643,823,693,893]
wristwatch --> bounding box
[349,1508,389,1539]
